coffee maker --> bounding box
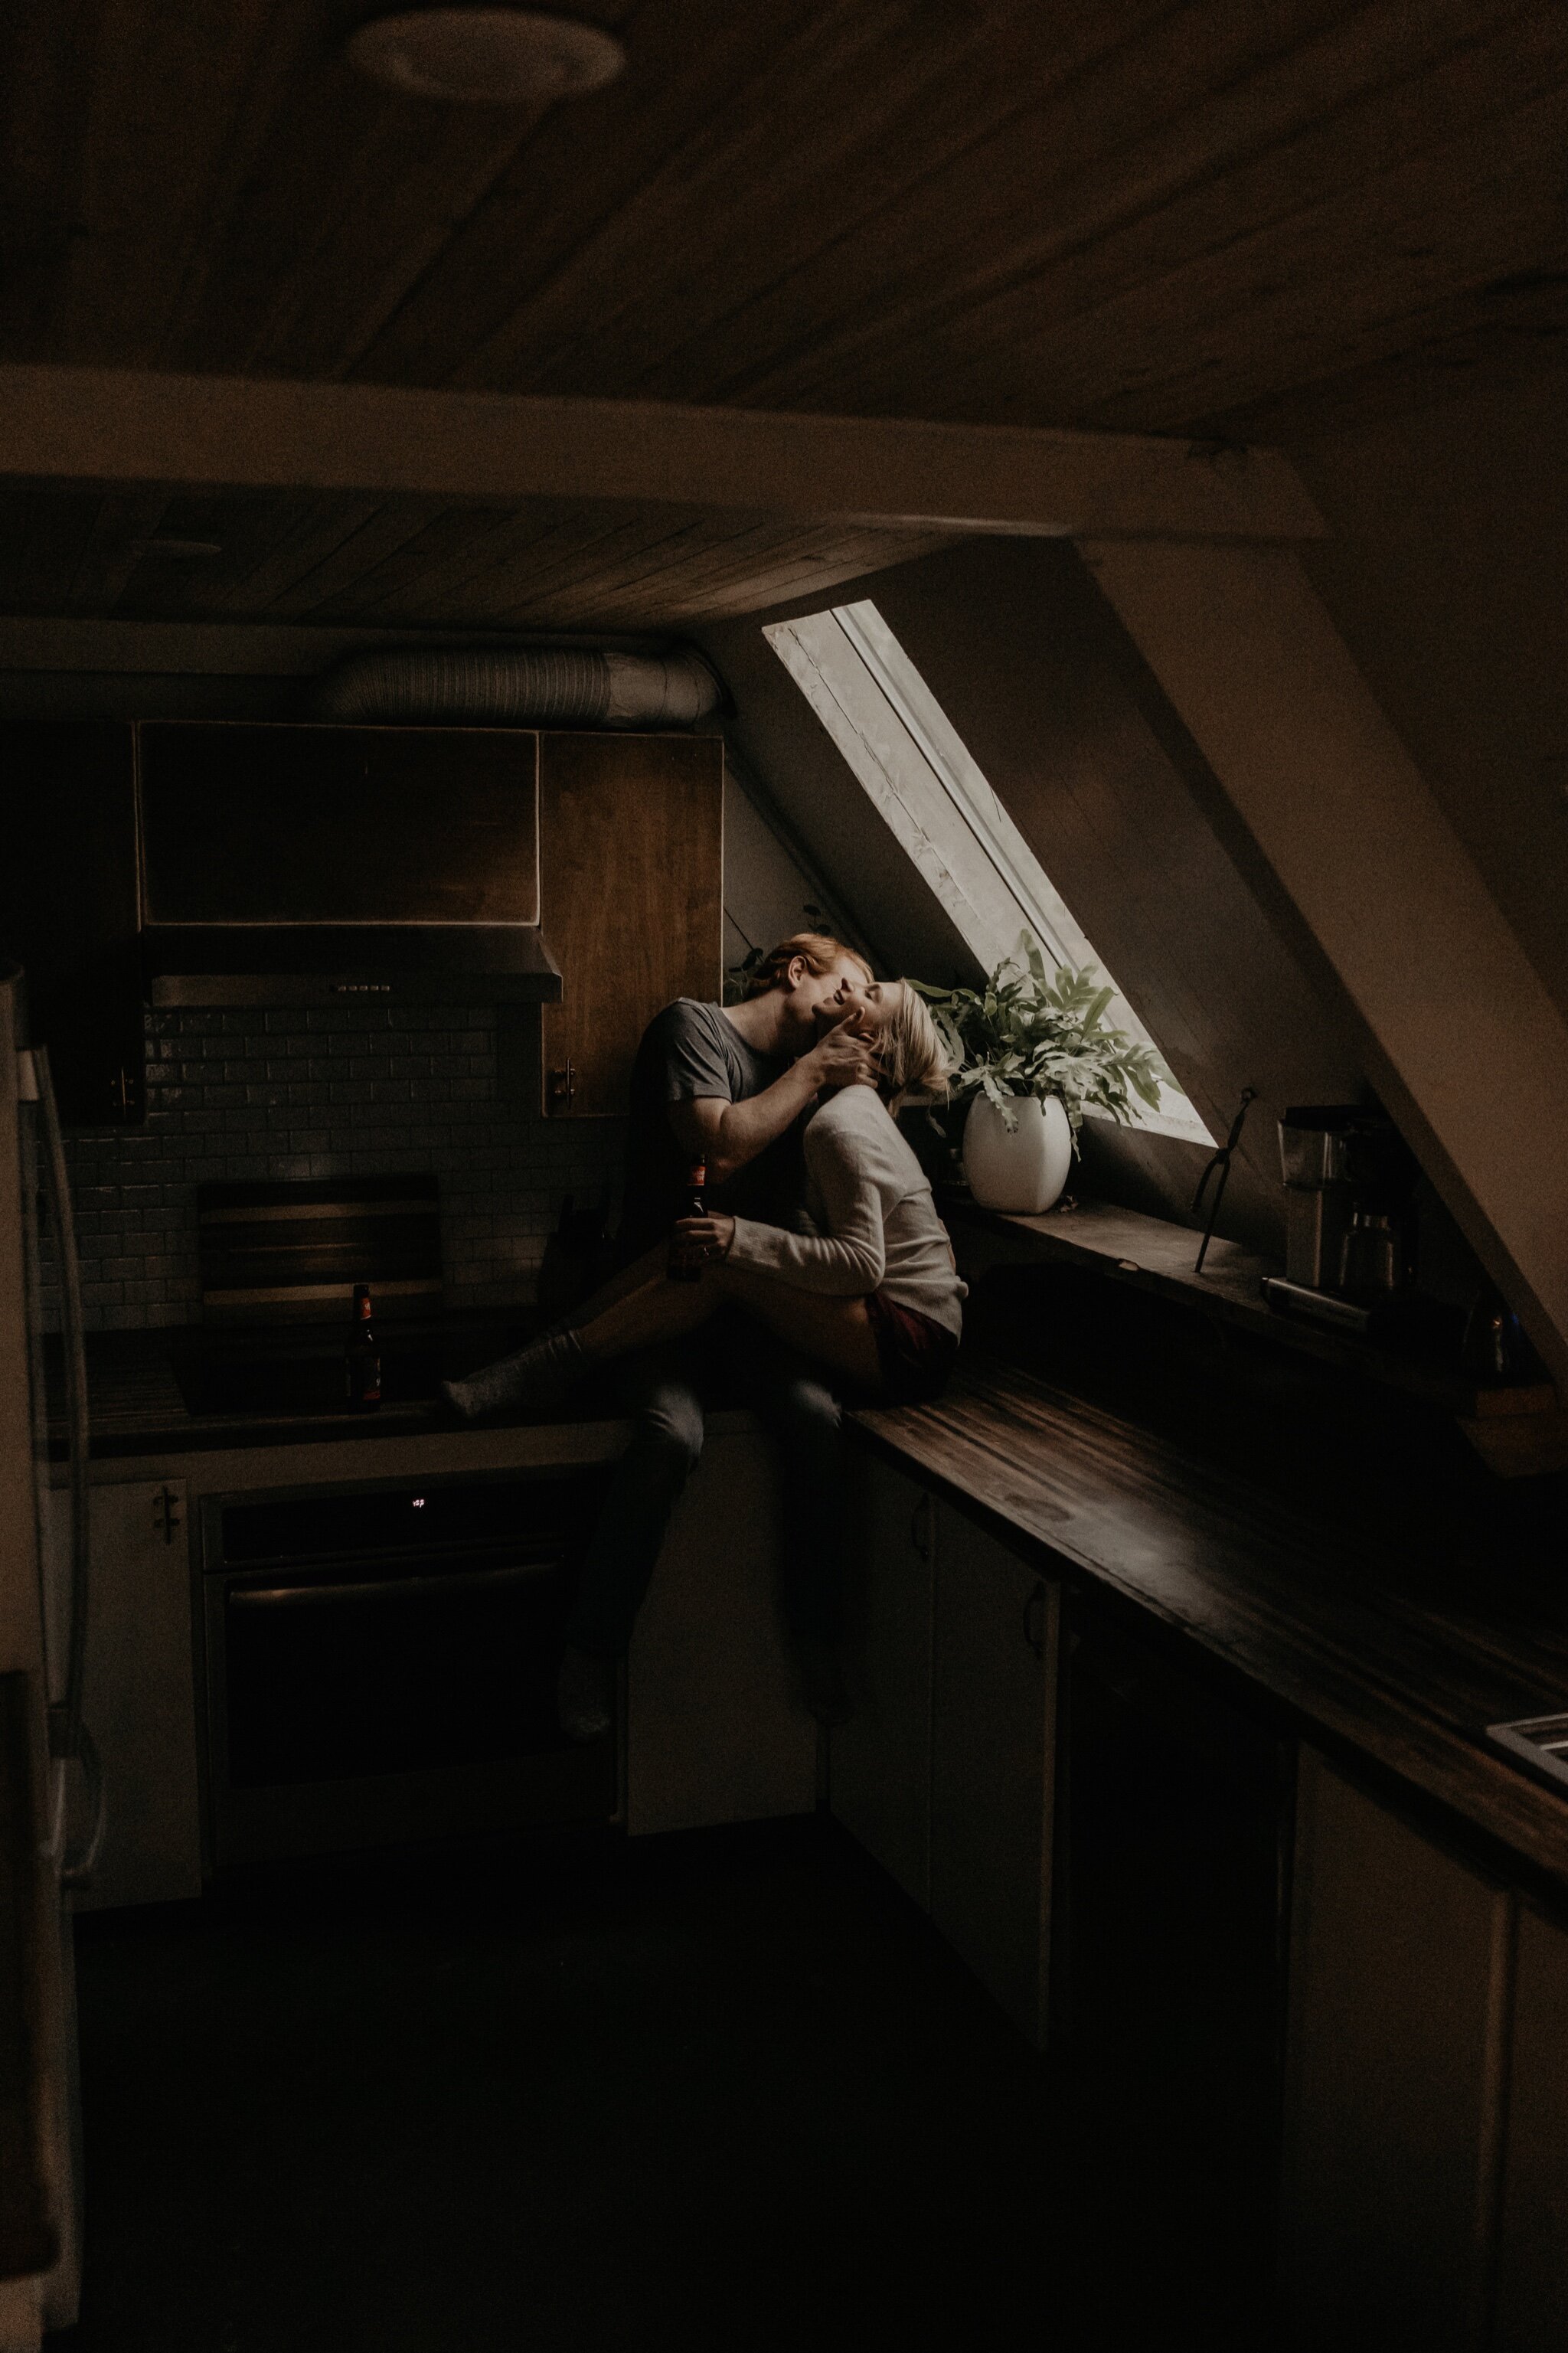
[1279,1105,1360,1291]
[1274,1105,1418,1312]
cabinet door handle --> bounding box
[152,1485,182,1545]
[910,1492,933,1560]
[1023,1582,1047,1659]
[547,1058,576,1112]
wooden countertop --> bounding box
[68,1315,569,1457]
[946,1194,1558,1423]
[850,1354,1568,1891]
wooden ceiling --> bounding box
[0,0,1563,630]
[0,479,959,631]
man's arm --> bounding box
[668,1019,874,1187]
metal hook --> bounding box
[1192,1087,1257,1275]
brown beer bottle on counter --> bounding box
[666,1161,707,1283]
[345,1283,382,1410]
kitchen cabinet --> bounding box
[829,1456,935,1908]
[539,732,724,1117]
[626,1428,818,1836]
[0,723,142,1125]
[2,721,724,1123]
[1057,1603,1289,2289]
[1280,1750,1511,2351]
[138,724,541,926]
[74,1479,201,1912]
[929,1501,1057,2048]
[1493,1901,1568,2351]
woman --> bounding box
[443,976,965,1418]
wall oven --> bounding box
[201,1471,613,1868]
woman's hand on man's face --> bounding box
[675,1213,736,1265]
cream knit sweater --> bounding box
[727,1083,966,1337]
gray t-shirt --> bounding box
[616,998,800,1263]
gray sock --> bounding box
[440,1328,586,1420]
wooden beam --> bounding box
[1082,538,1568,1390]
[0,615,660,673]
[0,364,1325,544]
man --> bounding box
[557,930,876,1737]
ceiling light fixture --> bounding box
[345,8,625,105]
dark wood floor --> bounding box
[58,1816,1284,2351]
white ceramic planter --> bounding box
[962,1093,1073,1214]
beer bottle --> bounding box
[666,1162,707,1283]
[345,1282,382,1410]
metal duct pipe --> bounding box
[308,644,724,728]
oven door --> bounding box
[204,1517,613,1866]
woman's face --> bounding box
[817,974,903,1041]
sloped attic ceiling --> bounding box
[704,490,1568,1386]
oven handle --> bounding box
[228,1559,563,1609]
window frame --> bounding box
[764,600,1213,1147]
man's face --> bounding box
[783,955,871,1042]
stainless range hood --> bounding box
[142,924,560,1008]
[136,721,561,1008]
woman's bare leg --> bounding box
[707,1266,884,1394]
[574,1260,884,1393]
[564,1243,668,1325]
[573,1260,884,1394]
[572,1266,723,1361]
[446,1258,884,1420]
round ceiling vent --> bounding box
[345,9,626,105]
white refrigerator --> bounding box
[0,960,96,2348]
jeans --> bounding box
[562,1315,845,1659]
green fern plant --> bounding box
[913,935,1171,1145]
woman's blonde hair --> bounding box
[875,983,954,1113]
[743,930,871,997]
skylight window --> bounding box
[764,600,1212,1146]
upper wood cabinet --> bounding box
[0,722,143,1126]
[1,720,724,1124]
[139,724,540,926]
[538,731,724,1117]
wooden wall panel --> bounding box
[539,732,724,1118]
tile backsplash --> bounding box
[62,1003,625,1329]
